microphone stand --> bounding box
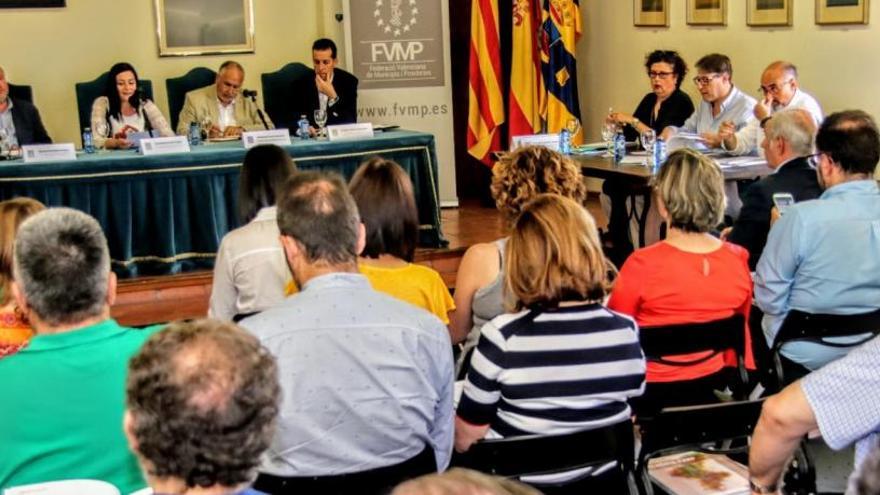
[245,90,270,130]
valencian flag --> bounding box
[541,0,583,144]
[509,0,545,142]
[467,0,505,166]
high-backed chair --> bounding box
[451,420,639,494]
[165,67,216,132]
[8,83,33,103]
[260,62,311,131]
[75,72,154,141]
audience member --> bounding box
[748,335,880,494]
[350,157,454,323]
[176,60,273,137]
[849,439,880,495]
[0,65,51,147]
[240,172,453,494]
[0,208,158,493]
[392,468,542,495]
[209,144,296,321]
[90,62,173,149]
[608,148,753,414]
[755,110,880,373]
[290,38,358,131]
[0,198,43,358]
[125,319,280,495]
[447,146,586,374]
[721,61,823,156]
[661,53,756,148]
[722,109,821,269]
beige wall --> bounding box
[578,1,879,142]
[0,0,346,145]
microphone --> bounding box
[242,89,258,99]
[243,89,270,130]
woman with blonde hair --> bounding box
[608,148,753,414]
[455,195,645,481]
[0,197,44,358]
[448,146,586,373]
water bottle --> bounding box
[559,129,571,155]
[83,127,95,154]
[189,121,201,146]
[297,115,310,140]
[613,131,626,162]
[654,138,667,172]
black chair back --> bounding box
[8,83,33,103]
[640,314,746,366]
[452,420,637,492]
[75,72,154,143]
[261,62,311,131]
[165,67,216,131]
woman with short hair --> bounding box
[0,197,44,358]
[350,157,454,323]
[608,148,754,414]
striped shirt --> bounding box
[457,303,646,438]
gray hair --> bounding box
[277,171,360,265]
[13,208,110,325]
[765,108,816,156]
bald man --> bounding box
[720,61,823,156]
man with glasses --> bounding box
[660,53,755,148]
[720,61,823,156]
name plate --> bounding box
[510,133,560,151]
[139,136,191,156]
[327,123,374,141]
[22,143,77,163]
[242,129,292,149]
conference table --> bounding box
[575,152,773,247]
[0,130,446,278]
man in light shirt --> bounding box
[176,60,272,137]
[720,61,823,156]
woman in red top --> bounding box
[608,148,753,414]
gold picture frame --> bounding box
[816,0,869,24]
[154,0,255,57]
[687,0,727,25]
[634,0,669,27]
[748,0,793,26]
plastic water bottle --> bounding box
[613,131,626,162]
[559,129,571,155]
[654,138,667,172]
[297,115,310,140]
[189,121,201,146]
[83,127,95,154]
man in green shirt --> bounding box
[0,208,159,493]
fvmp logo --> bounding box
[374,0,419,38]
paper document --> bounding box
[716,156,768,168]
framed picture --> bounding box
[634,0,669,26]
[816,0,869,24]
[748,0,793,26]
[0,0,64,7]
[154,0,255,57]
[687,0,727,25]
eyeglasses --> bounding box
[808,152,826,166]
[759,79,794,95]
[692,74,720,86]
[648,71,674,79]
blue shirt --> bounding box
[755,180,880,369]
[802,335,880,473]
[675,85,757,136]
[0,99,19,148]
[240,272,454,477]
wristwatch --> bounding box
[748,478,778,494]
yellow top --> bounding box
[359,263,455,324]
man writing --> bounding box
[0,65,51,148]
[290,38,358,132]
[176,60,273,137]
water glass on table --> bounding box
[601,121,616,156]
[640,129,657,167]
[314,109,328,139]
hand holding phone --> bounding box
[772,193,795,215]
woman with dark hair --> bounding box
[209,145,296,321]
[607,49,694,142]
[90,62,173,149]
[350,157,454,323]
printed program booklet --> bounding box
[648,451,749,495]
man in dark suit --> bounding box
[0,66,51,147]
[290,38,358,133]
[722,108,821,269]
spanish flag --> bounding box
[467,0,505,166]
[541,0,583,144]
[509,0,545,142]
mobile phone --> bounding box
[772,193,795,214]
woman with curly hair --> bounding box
[447,146,586,373]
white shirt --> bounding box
[0,99,18,148]
[109,111,145,137]
[724,89,824,156]
[217,99,237,131]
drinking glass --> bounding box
[601,121,616,154]
[0,128,8,159]
[640,129,656,166]
[201,116,213,139]
[314,109,328,138]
